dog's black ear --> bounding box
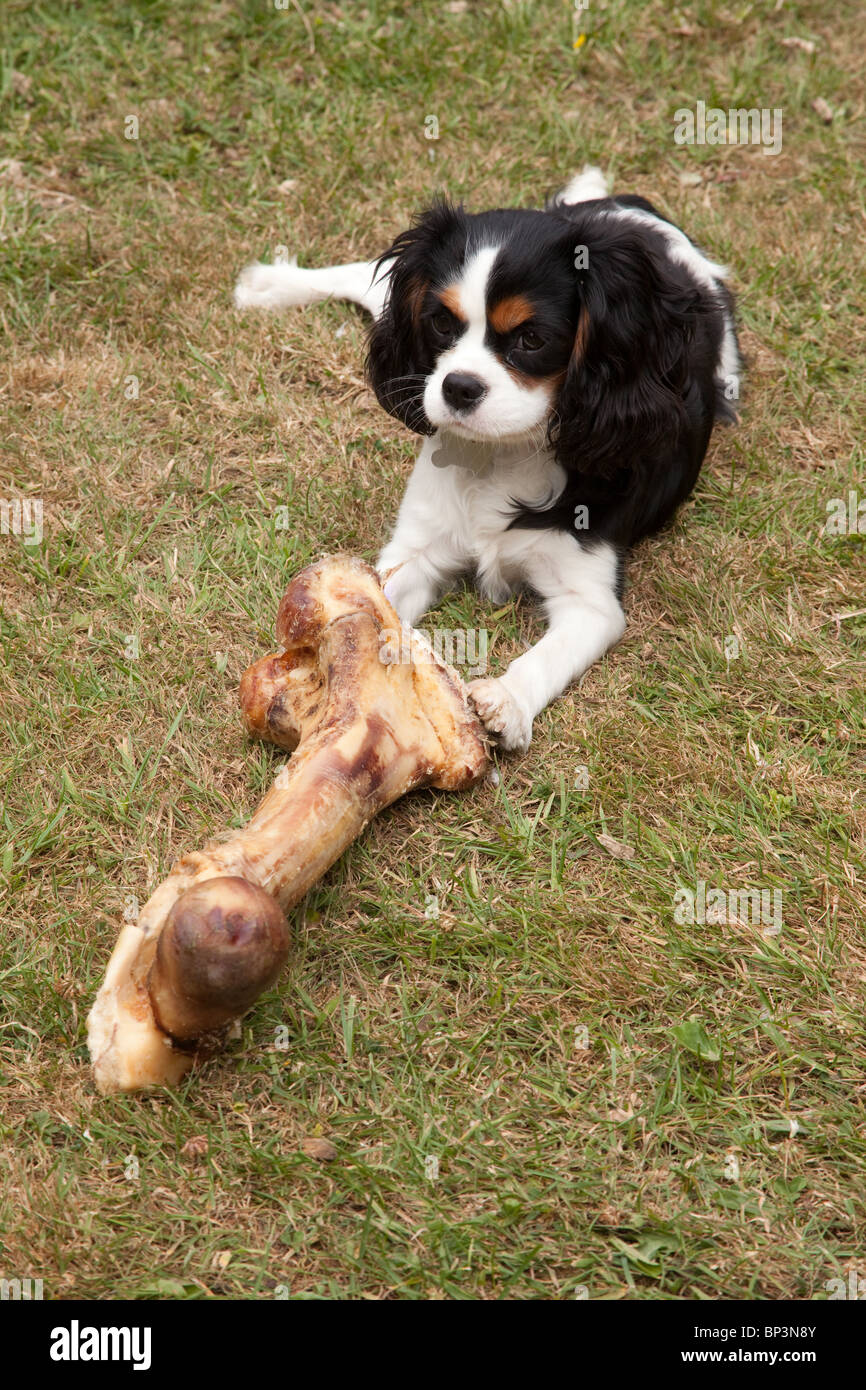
[366,200,465,436]
[552,218,714,476]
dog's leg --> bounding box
[377,536,464,629]
[378,458,469,628]
[378,556,447,630]
[375,443,469,628]
[234,258,390,319]
[469,534,625,752]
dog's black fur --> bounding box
[367,195,738,552]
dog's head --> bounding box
[367,199,715,472]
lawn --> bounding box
[0,0,864,1300]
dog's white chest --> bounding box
[425,433,565,560]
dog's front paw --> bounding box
[468,678,533,753]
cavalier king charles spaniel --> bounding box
[235,166,739,752]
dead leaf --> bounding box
[302,1136,337,1162]
[811,97,834,123]
[608,1103,635,1122]
[598,833,636,861]
[781,37,816,54]
[181,1135,208,1157]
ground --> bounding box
[0,0,864,1300]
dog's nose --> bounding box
[442,372,487,412]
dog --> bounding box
[235,166,739,752]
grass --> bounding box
[0,0,864,1300]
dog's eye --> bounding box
[514,328,544,352]
[431,310,455,338]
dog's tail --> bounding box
[551,164,609,207]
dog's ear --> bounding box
[366,200,464,436]
[552,219,712,476]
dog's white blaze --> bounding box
[422,245,554,442]
[455,244,497,335]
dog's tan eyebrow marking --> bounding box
[438,285,466,320]
[488,293,535,335]
[504,364,566,392]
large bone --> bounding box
[87,556,489,1094]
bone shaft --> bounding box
[191,726,428,911]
